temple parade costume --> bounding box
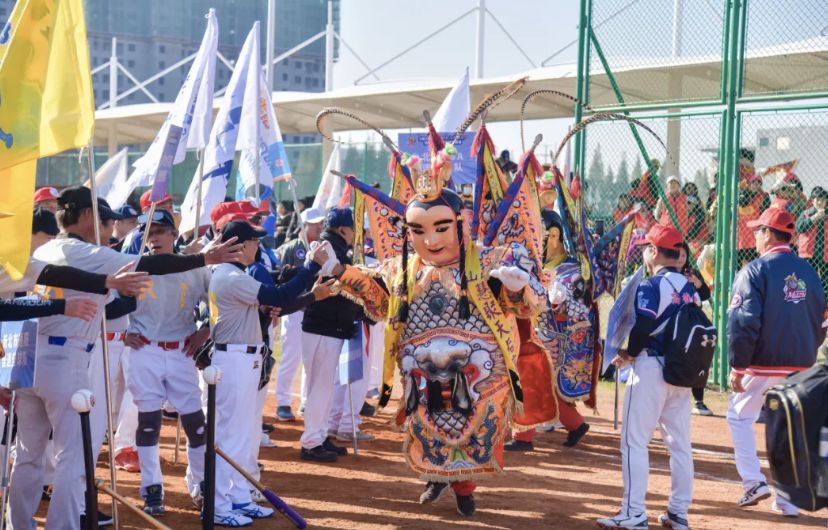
[314,86,547,516]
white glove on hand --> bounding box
[549,281,567,307]
[490,266,530,292]
[306,241,339,277]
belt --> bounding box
[47,336,94,353]
[106,332,126,342]
[152,340,182,351]
[214,343,259,354]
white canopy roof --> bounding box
[93,38,828,146]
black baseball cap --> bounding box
[98,198,122,221]
[32,207,59,236]
[220,220,267,243]
[138,209,177,232]
[57,186,94,211]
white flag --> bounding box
[311,144,341,211]
[432,67,471,133]
[91,148,129,208]
[180,24,257,234]
[119,9,218,204]
[235,22,291,204]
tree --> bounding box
[632,157,643,181]
[617,153,630,185]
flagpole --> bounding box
[286,178,308,249]
[86,139,121,530]
[347,382,358,458]
[0,390,16,530]
[194,148,206,240]
[255,68,262,207]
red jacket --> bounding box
[658,193,690,235]
[796,208,828,261]
[737,190,770,250]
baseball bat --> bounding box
[203,380,217,530]
[72,391,98,530]
[215,447,307,529]
[95,480,172,530]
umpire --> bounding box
[727,207,826,518]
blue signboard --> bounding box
[0,319,37,390]
[397,132,477,188]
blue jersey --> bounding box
[628,267,700,357]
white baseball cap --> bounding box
[301,207,325,224]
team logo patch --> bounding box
[295,247,306,260]
[730,294,743,309]
[783,273,807,304]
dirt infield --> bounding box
[34,381,825,529]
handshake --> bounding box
[306,241,340,277]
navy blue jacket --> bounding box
[727,246,826,375]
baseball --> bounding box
[70,389,95,413]
[203,365,223,385]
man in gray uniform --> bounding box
[123,210,213,515]
[8,186,242,529]
[208,218,333,527]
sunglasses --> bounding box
[138,211,169,224]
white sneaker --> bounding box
[738,482,771,507]
[259,432,276,448]
[658,511,689,530]
[771,499,799,518]
[596,512,649,528]
[213,511,253,527]
[232,502,274,519]
[335,430,376,442]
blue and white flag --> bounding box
[432,67,471,133]
[602,266,644,374]
[180,23,257,234]
[235,21,291,205]
[111,9,218,208]
[337,324,364,386]
[0,317,37,390]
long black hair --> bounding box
[398,189,469,322]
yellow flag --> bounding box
[0,0,94,279]
[0,161,37,280]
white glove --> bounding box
[307,241,339,277]
[490,266,530,292]
[549,281,567,307]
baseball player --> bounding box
[726,208,826,517]
[33,187,60,214]
[8,186,242,529]
[207,218,332,527]
[122,210,213,515]
[274,206,325,422]
[112,204,140,250]
[122,190,175,255]
[597,224,698,530]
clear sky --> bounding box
[331,0,581,160]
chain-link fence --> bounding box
[737,108,828,297]
[581,0,828,386]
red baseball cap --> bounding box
[210,201,259,225]
[216,212,264,231]
[33,187,59,203]
[140,190,174,211]
[746,207,795,234]
[634,223,684,250]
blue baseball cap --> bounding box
[325,208,354,229]
[116,204,139,219]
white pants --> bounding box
[127,342,204,494]
[246,384,269,483]
[726,373,797,511]
[9,336,92,530]
[89,338,128,462]
[276,311,304,408]
[367,322,385,393]
[620,355,693,517]
[211,345,262,514]
[327,375,368,435]
[299,333,343,450]
[113,387,138,456]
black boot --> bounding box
[562,422,590,447]
[419,481,448,504]
[504,439,534,452]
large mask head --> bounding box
[405,190,463,266]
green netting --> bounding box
[737,109,828,295]
[587,0,725,107]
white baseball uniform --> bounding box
[208,263,266,515]
[127,267,211,496]
[10,237,135,530]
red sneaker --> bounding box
[114,448,140,473]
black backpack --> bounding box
[765,363,828,511]
[658,276,717,388]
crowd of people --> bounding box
[0,134,825,530]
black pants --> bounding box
[692,386,705,402]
